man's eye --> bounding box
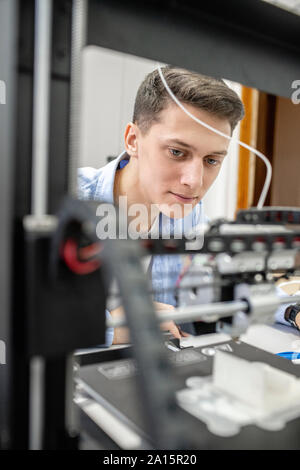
[205,157,219,166]
[170,148,185,158]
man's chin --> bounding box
[157,202,194,219]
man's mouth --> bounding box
[170,192,197,203]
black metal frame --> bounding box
[87,0,300,98]
[0,0,73,449]
[0,0,18,450]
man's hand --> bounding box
[110,305,130,345]
[110,301,189,345]
[154,302,190,339]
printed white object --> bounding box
[177,350,300,437]
[213,351,300,414]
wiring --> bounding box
[157,65,272,209]
[78,242,103,260]
[62,238,102,275]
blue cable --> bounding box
[277,352,300,360]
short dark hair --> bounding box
[133,66,245,134]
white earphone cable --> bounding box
[157,65,272,209]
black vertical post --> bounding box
[0,0,73,448]
[0,0,18,450]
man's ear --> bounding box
[124,122,139,158]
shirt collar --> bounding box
[94,151,129,204]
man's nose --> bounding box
[180,159,204,190]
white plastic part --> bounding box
[176,350,300,437]
[213,350,300,414]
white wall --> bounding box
[79,46,242,221]
[202,80,242,221]
[80,46,160,168]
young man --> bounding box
[78,66,299,345]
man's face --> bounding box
[131,103,231,218]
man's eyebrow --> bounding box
[165,139,227,156]
[165,139,196,150]
[210,150,227,156]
